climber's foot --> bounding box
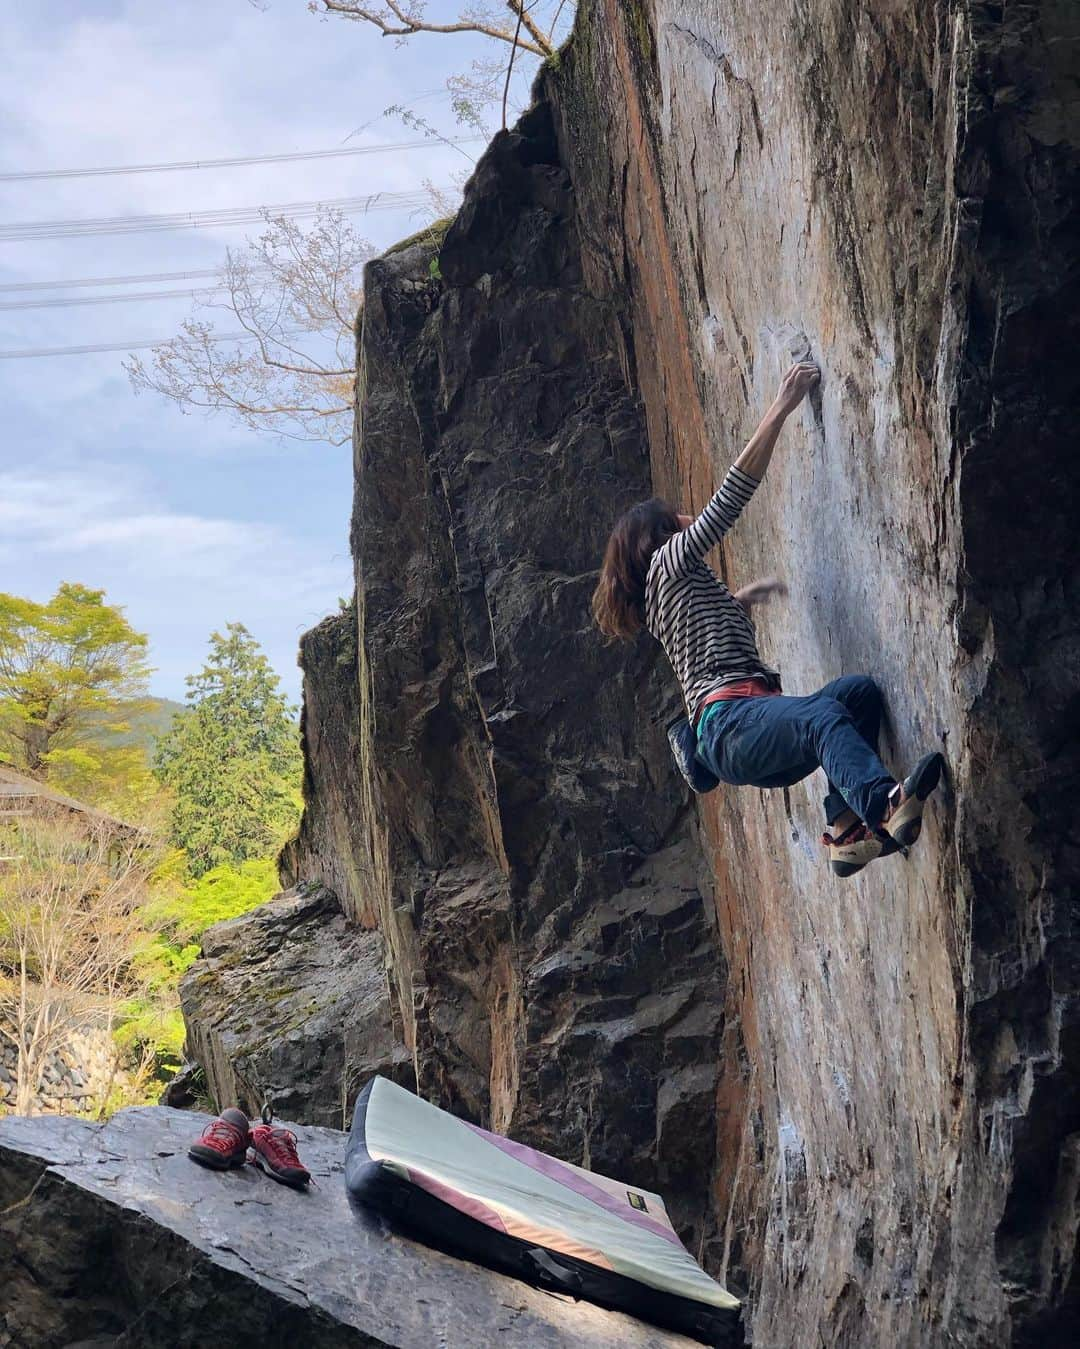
[822,819,898,878]
[881,752,944,849]
[188,1107,251,1170]
[249,1122,311,1189]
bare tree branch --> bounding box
[502,0,551,55]
[311,0,551,56]
[502,2,525,131]
[135,4,576,444]
[547,0,570,43]
[0,809,153,1115]
[126,208,369,445]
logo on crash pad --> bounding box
[627,1191,648,1212]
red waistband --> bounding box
[694,678,781,726]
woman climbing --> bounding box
[592,361,943,876]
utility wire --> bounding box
[0,189,436,241]
[0,268,222,293]
[0,286,221,312]
[0,331,289,360]
[0,137,482,182]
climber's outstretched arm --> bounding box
[734,361,819,480]
[660,361,820,575]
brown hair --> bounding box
[592,498,681,640]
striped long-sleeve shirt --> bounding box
[645,465,777,717]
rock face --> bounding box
[0,1107,706,1348]
[179,887,413,1129]
[279,611,370,922]
[544,3,1078,1345]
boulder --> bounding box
[0,1107,707,1348]
[179,887,413,1128]
[158,1061,205,1110]
[279,611,372,923]
[177,1,1078,1341]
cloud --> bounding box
[0,473,272,562]
[0,466,349,699]
[0,467,340,591]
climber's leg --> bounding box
[814,675,884,826]
[697,689,895,827]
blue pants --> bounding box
[696,675,895,827]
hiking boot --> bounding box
[882,752,944,849]
[822,819,897,878]
[188,1107,251,1170]
[249,1123,311,1189]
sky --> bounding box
[0,0,547,702]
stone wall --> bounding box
[0,1025,121,1116]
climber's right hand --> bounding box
[773,361,820,417]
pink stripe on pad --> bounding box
[464,1123,682,1248]
[405,1166,508,1233]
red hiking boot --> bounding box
[249,1122,311,1189]
[188,1107,251,1171]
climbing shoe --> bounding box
[188,1107,251,1170]
[822,820,897,878]
[249,1123,311,1189]
[882,752,944,849]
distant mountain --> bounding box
[88,698,188,753]
[132,698,188,747]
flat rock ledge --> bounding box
[0,1107,706,1349]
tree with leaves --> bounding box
[153,625,302,876]
[0,584,151,783]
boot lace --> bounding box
[822,820,869,847]
[254,1125,304,1169]
[197,1119,246,1155]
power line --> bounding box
[0,331,284,360]
[0,286,221,312]
[1,191,432,241]
[0,190,436,241]
[0,268,222,293]
[0,137,481,182]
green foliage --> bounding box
[144,851,280,940]
[51,743,165,827]
[118,851,280,1077]
[0,583,152,793]
[153,624,302,876]
[0,592,294,1112]
[98,697,186,751]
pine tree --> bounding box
[153,625,301,875]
